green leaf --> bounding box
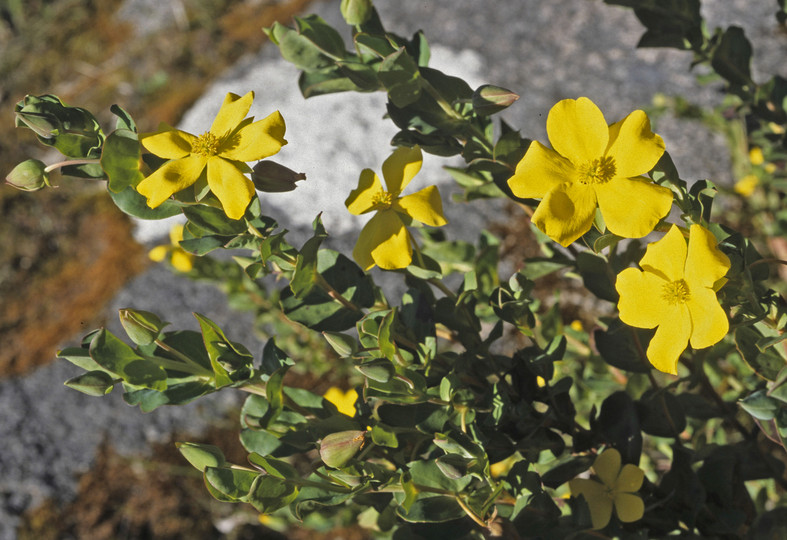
[63,370,115,396]
[711,26,753,88]
[291,215,328,298]
[204,466,258,500]
[109,185,182,220]
[378,48,422,108]
[260,339,294,376]
[396,495,465,523]
[194,313,253,384]
[176,442,226,472]
[298,68,363,98]
[594,318,652,373]
[184,204,247,236]
[637,389,687,437]
[576,252,617,302]
[247,475,299,513]
[408,459,472,492]
[280,250,374,332]
[248,454,299,479]
[101,129,144,193]
[110,103,137,131]
[735,326,786,381]
[89,329,167,391]
[739,390,780,421]
[323,332,358,357]
[267,15,345,71]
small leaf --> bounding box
[64,370,115,396]
[177,442,226,472]
[101,129,144,193]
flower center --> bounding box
[662,279,691,305]
[371,189,394,210]
[577,156,616,185]
[191,131,220,157]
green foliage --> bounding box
[8,0,787,538]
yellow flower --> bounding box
[324,387,358,417]
[507,97,672,247]
[149,224,194,272]
[749,147,764,166]
[615,224,730,375]
[734,174,759,197]
[345,146,447,270]
[138,91,287,220]
[569,448,645,530]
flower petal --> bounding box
[593,448,621,488]
[170,250,194,273]
[639,225,687,282]
[531,181,597,247]
[220,110,287,162]
[346,169,383,215]
[569,478,613,530]
[684,224,731,288]
[210,91,254,138]
[546,97,608,165]
[353,211,411,270]
[149,245,168,262]
[137,155,206,208]
[507,141,576,199]
[382,146,422,194]
[140,124,195,159]
[394,185,447,227]
[206,157,255,220]
[687,287,729,349]
[614,493,644,523]
[605,110,665,178]
[646,304,691,375]
[616,268,671,329]
[614,464,644,493]
[595,176,672,238]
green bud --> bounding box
[472,84,520,116]
[15,94,104,158]
[6,159,50,191]
[251,161,306,193]
[118,308,168,345]
[340,0,373,25]
[320,430,366,468]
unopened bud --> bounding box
[251,161,306,192]
[6,159,49,191]
[340,0,373,25]
[320,430,366,468]
[119,308,168,345]
[472,84,520,116]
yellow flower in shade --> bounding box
[749,147,764,166]
[507,97,673,247]
[569,448,645,530]
[324,387,358,417]
[149,224,194,272]
[734,174,759,197]
[345,146,447,270]
[615,224,730,375]
[138,91,287,220]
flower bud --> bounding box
[118,308,168,345]
[320,430,366,468]
[472,84,520,116]
[15,94,104,158]
[251,161,306,193]
[340,0,373,25]
[6,159,49,191]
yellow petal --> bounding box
[382,146,422,194]
[507,141,576,199]
[394,185,447,227]
[595,176,672,238]
[148,245,168,262]
[614,492,644,523]
[605,110,665,178]
[140,124,195,159]
[614,464,644,493]
[546,97,608,165]
[324,387,358,417]
[353,211,411,270]
[684,225,730,289]
[346,169,384,215]
[220,110,287,162]
[206,157,255,220]
[646,304,691,375]
[170,250,194,273]
[169,224,185,244]
[616,268,671,329]
[210,91,254,138]
[593,448,622,488]
[137,155,207,208]
[569,478,613,530]
[734,174,759,196]
[687,287,729,349]
[531,181,597,247]
[639,225,687,282]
